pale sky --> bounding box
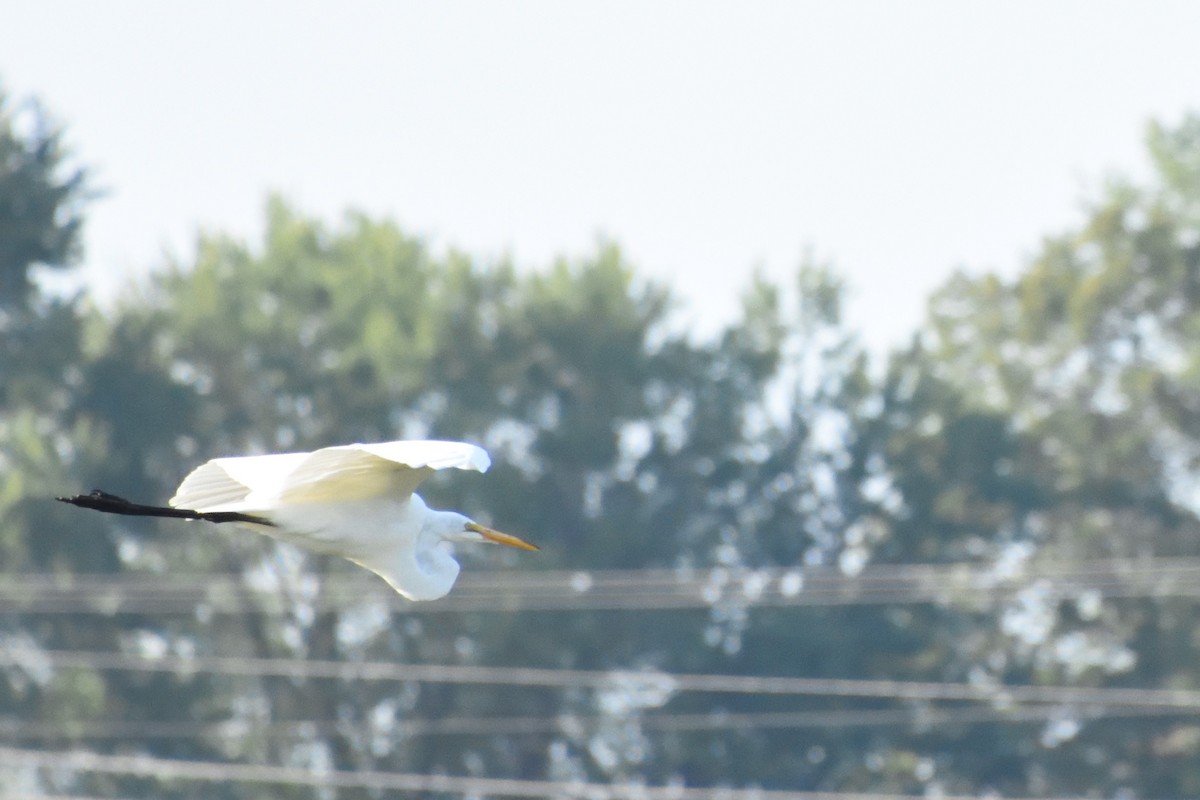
[4,1,1200,350]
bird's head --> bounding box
[433,511,540,551]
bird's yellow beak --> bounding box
[465,521,540,551]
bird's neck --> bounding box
[377,549,460,601]
[363,497,461,601]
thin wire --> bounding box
[8,556,1199,588]
[4,558,1200,613]
[0,745,1125,800]
[4,648,1199,708]
[0,704,1194,742]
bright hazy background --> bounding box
[5,1,1200,348]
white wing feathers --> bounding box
[349,440,490,473]
[169,440,490,513]
[169,452,311,511]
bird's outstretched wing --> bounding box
[171,440,490,512]
[169,452,309,512]
[278,440,490,504]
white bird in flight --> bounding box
[58,440,539,600]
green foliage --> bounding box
[908,113,1200,793]
[0,88,89,310]
[6,79,1200,797]
[0,86,135,787]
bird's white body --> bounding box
[166,440,535,600]
[264,494,463,600]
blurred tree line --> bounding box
[2,83,1200,798]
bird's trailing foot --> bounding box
[57,489,275,526]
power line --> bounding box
[0,704,1194,742]
[4,558,1200,613]
[11,557,1200,589]
[0,745,1124,800]
[4,648,1198,709]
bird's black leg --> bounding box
[56,490,275,526]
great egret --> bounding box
[57,440,538,600]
